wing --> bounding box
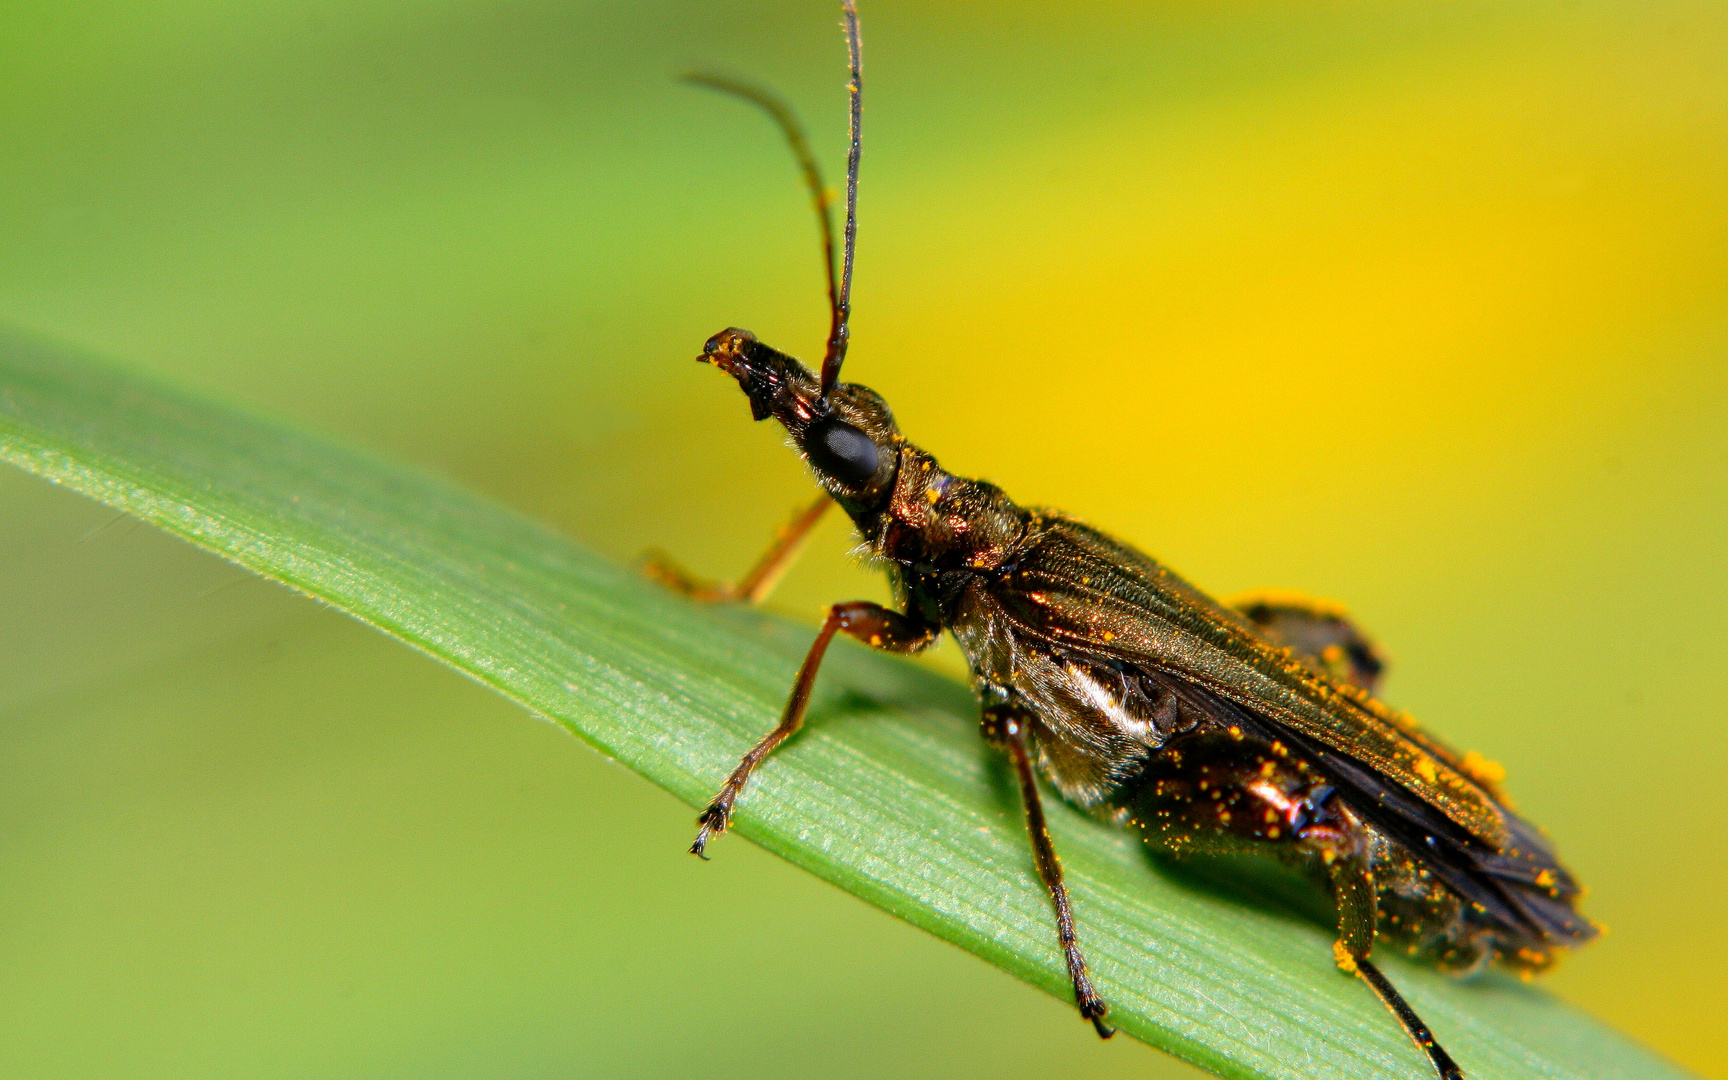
[1159,677,1595,949]
[994,514,1511,849]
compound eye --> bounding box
[804,417,881,487]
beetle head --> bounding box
[700,327,900,505]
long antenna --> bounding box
[684,4,863,404]
[681,71,841,360]
[824,0,863,401]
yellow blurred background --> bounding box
[0,1,1723,1077]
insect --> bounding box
[650,5,1596,1077]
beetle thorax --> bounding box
[859,445,1025,573]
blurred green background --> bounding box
[1,1,1724,1077]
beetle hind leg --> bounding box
[1352,956,1465,1080]
[1228,590,1387,693]
[1134,733,1466,1078]
[1328,832,1466,1080]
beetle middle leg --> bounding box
[1136,732,1464,1079]
[983,700,1115,1038]
[645,493,830,603]
[690,599,936,857]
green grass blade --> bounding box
[0,326,1687,1080]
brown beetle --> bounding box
[651,5,1595,1077]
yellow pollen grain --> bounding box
[1413,755,1439,783]
[1259,760,1276,777]
[1332,941,1358,973]
[1102,631,1115,642]
[1461,750,1508,785]
[869,634,882,646]
[1228,725,1243,740]
[1267,827,1280,839]
[925,488,940,504]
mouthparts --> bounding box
[696,327,823,426]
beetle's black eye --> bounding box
[805,417,880,486]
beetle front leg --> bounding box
[644,494,830,604]
[983,702,1114,1039]
[690,599,936,858]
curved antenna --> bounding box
[681,71,841,364]
[681,1,862,406]
[825,0,863,401]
